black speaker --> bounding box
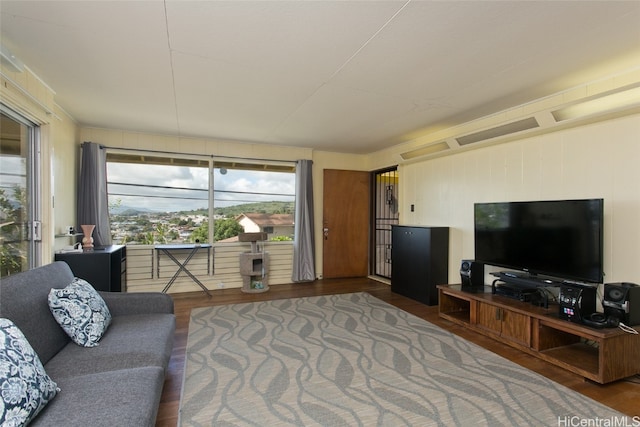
[602,282,640,326]
[460,260,484,288]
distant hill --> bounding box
[110,201,294,217]
[216,201,294,217]
[110,205,155,215]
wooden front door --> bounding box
[322,169,370,278]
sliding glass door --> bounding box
[0,107,41,275]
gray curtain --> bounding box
[77,142,112,247]
[292,159,315,282]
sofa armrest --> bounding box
[99,292,174,316]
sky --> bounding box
[106,163,295,212]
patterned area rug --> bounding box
[179,292,626,426]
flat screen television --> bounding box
[474,198,604,284]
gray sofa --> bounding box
[0,261,175,426]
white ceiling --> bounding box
[1,1,639,154]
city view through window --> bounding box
[107,159,296,245]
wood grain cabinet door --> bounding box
[477,302,502,335]
[477,302,531,347]
[500,309,530,347]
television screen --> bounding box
[474,199,604,283]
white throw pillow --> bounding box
[0,318,59,426]
[48,278,112,347]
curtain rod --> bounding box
[95,144,297,165]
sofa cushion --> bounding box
[48,278,112,347]
[0,262,74,364]
[100,292,174,316]
[0,318,59,426]
[43,313,175,380]
[30,367,164,427]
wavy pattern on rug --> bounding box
[179,292,626,426]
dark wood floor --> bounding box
[155,278,640,426]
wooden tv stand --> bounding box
[437,284,640,384]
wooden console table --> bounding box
[438,284,640,384]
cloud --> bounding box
[107,163,294,212]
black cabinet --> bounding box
[391,226,449,306]
[55,245,126,292]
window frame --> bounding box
[0,105,41,272]
[105,150,296,245]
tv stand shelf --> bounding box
[438,284,640,384]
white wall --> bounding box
[399,113,640,285]
[51,105,80,252]
[80,115,640,285]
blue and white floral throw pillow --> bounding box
[48,278,112,347]
[0,318,59,426]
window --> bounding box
[0,108,40,275]
[106,153,295,244]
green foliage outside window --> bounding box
[190,219,245,243]
[0,187,26,276]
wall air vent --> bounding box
[456,117,539,146]
[400,141,450,160]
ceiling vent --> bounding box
[400,141,450,160]
[456,117,539,146]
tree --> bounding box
[213,218,243,241]
[0,187,26,275]
[190,221,209,243]
[154,222,170,244]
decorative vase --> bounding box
[81,224,95,248]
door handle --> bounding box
[323,227,329,240]
[29,220,42,241]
